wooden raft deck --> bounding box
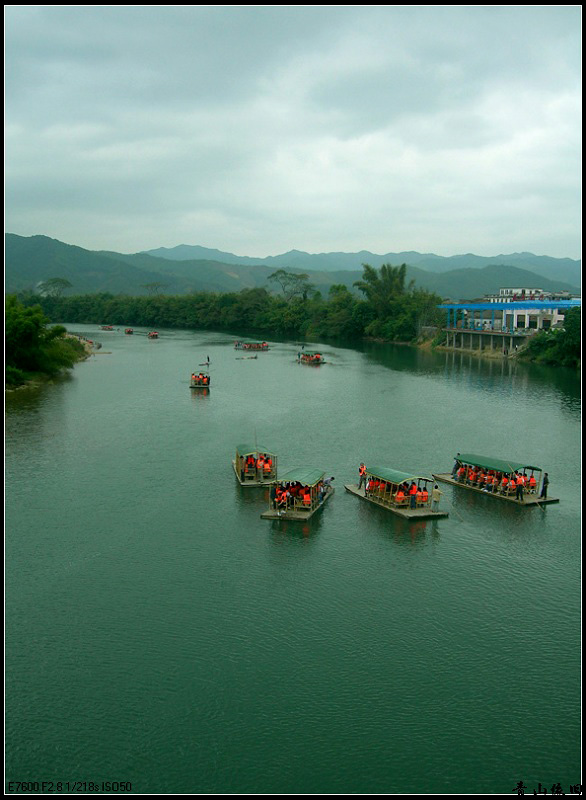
[432,473,559,506]
[344,484,449,519]
[232,460,275,487]
[261,487,334,520]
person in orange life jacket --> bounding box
[302,486,311,505]
[515,473,525,502]
[409,482,418,509]
[358,463,367,490]
[421,487,429,504]
[277,486,287,508]
[528,473,537,492]
[395,488,405,504]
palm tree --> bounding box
[353,263,413,319]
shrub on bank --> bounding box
[5,296,87,387]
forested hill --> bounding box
[5,233,581,300]
[144,243,582,287]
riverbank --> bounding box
[5,334,92,392]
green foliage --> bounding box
[353,262,414,320]
[20,267,446,351]
[5,295,85,386]
[520,308,581,368]
[38,277,73,297]
[5,365,28,387]
[268,269,315,302]
[353,263,443,342]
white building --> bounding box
[484,287,573,303]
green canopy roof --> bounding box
[365,466,432,485]
[236,444,274,457]
[276,468,325,486]
[455,454,542,473]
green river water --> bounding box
[5,326,581,794]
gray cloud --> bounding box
[5,5,582,258]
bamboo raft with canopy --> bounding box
[234,341,270,351]
[297,351,325,365]
[233,445,277,486]
[261,467,334,520]
[190,371,211,389]
[432,453,559,506]
[345,466,448,519]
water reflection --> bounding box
[190,387,211,401]
[235,484,270,507]
[355,501,433,549]
[268,511,324,541]
[358,339,580,415]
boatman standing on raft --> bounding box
[358,463,367,491]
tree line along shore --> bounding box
[6,264,580,387]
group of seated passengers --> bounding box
[191,372,210,386]
[298,352,322,362]
[271,480,330,510]
[452,463,537,494]
[235,341,269,350]
[365,478,429,506]
[240,453,274,478]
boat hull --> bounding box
[432,473,559,506]
[344,484,448,519]
[261,487,334,520]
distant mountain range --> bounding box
[144,243,582,287]
[5,233,581,302]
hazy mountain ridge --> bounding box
[5,233,581,301]
[144,243,581,286]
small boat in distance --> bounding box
[297,351,325,365]
[345,466,448,519]
[233,445,277,486]
[100,325,114,331]
[261,467,334,520]
[190,371,211,389]
[147,331,159,339]
[125,328,134,334]
[433,453,558,506]
[234,341,269,351]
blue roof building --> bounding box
[436,298,580,355]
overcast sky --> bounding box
[5,6,582,259]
